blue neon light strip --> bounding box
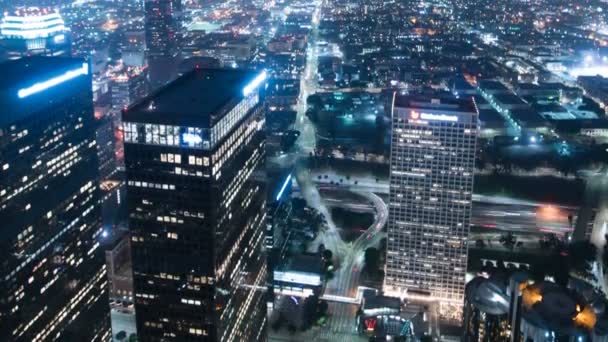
[243,70,267,96]
[276,174,292,201]
[18,62,88,99]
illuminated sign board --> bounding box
[243,70,267,96]
[274,271,322,287]
[275,174,292,201]
[181,132,203,146]
[18,62,88,98]
[53,34,65,44]
[365,318,377,331]
[410,110,458,122]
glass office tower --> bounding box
[123,68,267,341]
[0,57,108,341]
[385,95,478,322]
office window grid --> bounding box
[386,109,477,319]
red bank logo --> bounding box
[410,110,420,119]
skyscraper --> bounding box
[384,94,478,322]
[144,0,182,58]
[123,68,268,341]
[0,7,71,60]
[0,57,109,341]
[109,62,149,112]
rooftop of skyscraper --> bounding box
[0,56,84,91]
[124,68,263,127]
[394,94,478,114]
[0,56,89,125]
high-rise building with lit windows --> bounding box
[385,94,478,322]
[0,7,71,60]
[0,57,109,341]
[108,62,149,112]
[122,68,267,341]
[144,0,182,58]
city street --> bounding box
[271,0,390,339]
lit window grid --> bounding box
[209,92,259,147]
[125,97,266,340]
[386,116,477,304]
[122,93,258,151]
[0,88,104,340]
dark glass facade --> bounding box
[0,57,108,341]
[123,68,267,341]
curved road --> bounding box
[280,0,389,338]
[321,190,387,335]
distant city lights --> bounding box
[569,56,608,77]
[569,65,608,77]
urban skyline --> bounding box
[0,0,607,341]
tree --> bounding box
[364,247,380,273]
[375,115,385,130]
[318,300,328,317]
[322,249,333,261]
[303,295,319,327]
[568,240,596,274]
[420,335,433,342]
[128,334,138,342]
[116,331,127,341]
[271,314,284,331]
[500,232,516,250]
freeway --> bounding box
[471,196,577,235]
[311,169,580,235]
